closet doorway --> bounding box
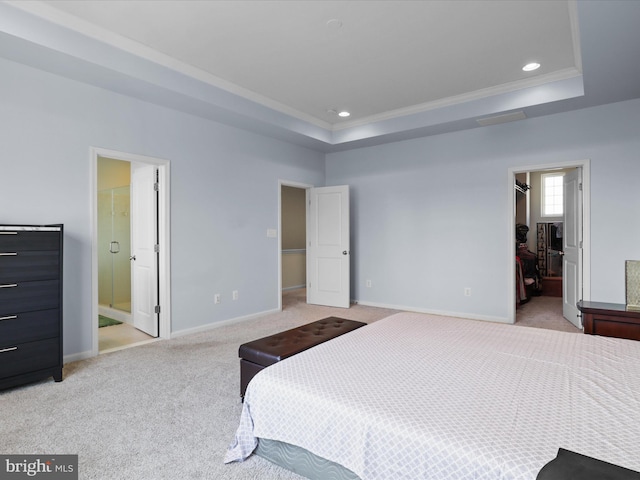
[91,148,172,355]
[279,182,311,311]
[508,160,591,329]
[277,180,352,310]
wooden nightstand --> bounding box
[577,300,640,341]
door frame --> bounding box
[277,179,313,311]
[507,159,591,324]
[90,147,172,356]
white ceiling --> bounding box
[13,0,580,128]
[1,1,640,151]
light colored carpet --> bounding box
[0,290,400,480]
[515,295,581,333]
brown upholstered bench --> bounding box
[239,317,366,399]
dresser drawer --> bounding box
[0,250,60,283]
[0,280,60,315]
[0,338,60,378]
[0,309,59,345]
[0,230,60,251]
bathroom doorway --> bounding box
[91,148,172,355]
[97,157,154,352]
[98,161,132,323]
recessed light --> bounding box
[327,109,351,118]
[522,62,541,72]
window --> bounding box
[541,173,564,216]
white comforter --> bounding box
[225,312,640,479]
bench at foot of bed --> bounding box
[238,317,366,400]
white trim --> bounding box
[568,0,583,73]
[6,1,333,132]
[64,350,95,364]
[70,307,279,361]
[157,163,172,340]
[6,0,332,132]
[5,0,584,135]
[277,180,314,311]
[356,300,509,324]
[282,248,306,254]
[98,305,131,325]
[90,147,172,357]
[282,284,306,292]
[333,68,582,131]
[507,159,591,324]
[171,308,281,338]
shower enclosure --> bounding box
[98,186,132,316]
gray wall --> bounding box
[0,57,325,359]
[326,99,640,321]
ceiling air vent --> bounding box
[476,111,527,126]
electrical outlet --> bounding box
[464,288,471,297]
[214,294,221,304]
[366,279,372,288]
[232,290,239,300]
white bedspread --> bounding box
[225,312,640,479]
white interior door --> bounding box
[563,168,583,328]
[131,162,159,337]
[307,185,350,308]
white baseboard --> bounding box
[98,305,132,324]
[65,303,506,365]
[282,284,305,291]
[63,350,95,364]
[63,308,281,364]
[170,308,282,338]
[355,300,510,324]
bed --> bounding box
[225,312,640,479]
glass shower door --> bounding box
[98,186,132,313]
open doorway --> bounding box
[91,148,171,356]
[278,180,352,310]
[279,182,310,310]
[97,157,150,351]
[508,160,591,330]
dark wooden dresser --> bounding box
[577,300,640,341]
[0,225,63,390]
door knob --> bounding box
[130,255,136,261]
[342,251,349,255]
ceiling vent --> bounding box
[476,110,527,126]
